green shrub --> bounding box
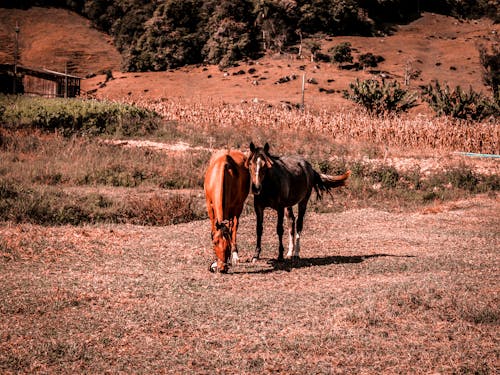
[421,81,498,120]
[369,165,400,188]
[478,44,500,101]
[358,52,385,68]
[445,166,479,192]
[330,42,353,65]
[0,95,160,136]
[344,79,418,115]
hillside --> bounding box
[85,11,499,111]
[0,7,121,77]
[0,7,498,111]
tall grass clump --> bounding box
[0,179,205,226]
[421,81,499,121]
[0,128,209,189]
[0,95,160,136]
[343,79,418,115]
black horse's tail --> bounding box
[313,170,351,199]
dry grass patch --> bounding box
[0,196,498,373]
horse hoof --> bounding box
[251,257,259,263]
[231,252,239,266]
[209,261,217,273]
[291,256,300,262]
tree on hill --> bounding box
[4,0,500,71]
[202,0,258,68]
[297,0,371,35]
[254,0,299,53]
[124,0,205,71]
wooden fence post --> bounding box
[301,73,306,110]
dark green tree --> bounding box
[125,0,205,71]
[202,0,258,68]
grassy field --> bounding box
[0,97,499,373]
[0,196,498,373]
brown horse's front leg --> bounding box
[206,201,216,239]
[230,216,239,266]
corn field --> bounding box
[138,98,498,154]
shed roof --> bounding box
[0,64,80,80]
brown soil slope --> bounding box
[0,7,121,77]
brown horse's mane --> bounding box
[224,153,240,176]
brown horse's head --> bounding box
[209,220,232,273]
[247,142,273,196]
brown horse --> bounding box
[246,142,350,262]
[204,149,250,273]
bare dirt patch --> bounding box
[105,137,500,177]
[1,195,498,373]
[101,139,212,154]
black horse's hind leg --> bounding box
[252,203,264,262]
[276,207,285,261]
[294,199,309,260]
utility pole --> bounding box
[301,73,306,110]
[64,62,68,98]
[13,22,19,94]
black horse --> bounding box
[246,142,350,261]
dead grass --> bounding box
[0,195,498,373]
[141,99,499,154]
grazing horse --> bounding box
[204,149,250,273]
[246,142,350,262]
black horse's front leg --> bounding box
[276,207,285,261]
[252,204,264,262]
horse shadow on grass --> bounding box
[232,253,415,275]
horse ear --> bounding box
[265,155,273,168]
[249,142,256,153]
[264,142,270,153]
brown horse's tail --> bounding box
[313,170,351,199]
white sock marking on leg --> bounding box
[231,251,239,266]
[294,233,301,257]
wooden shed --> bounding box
[0,64,80,97]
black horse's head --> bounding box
[247,142,273,195]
